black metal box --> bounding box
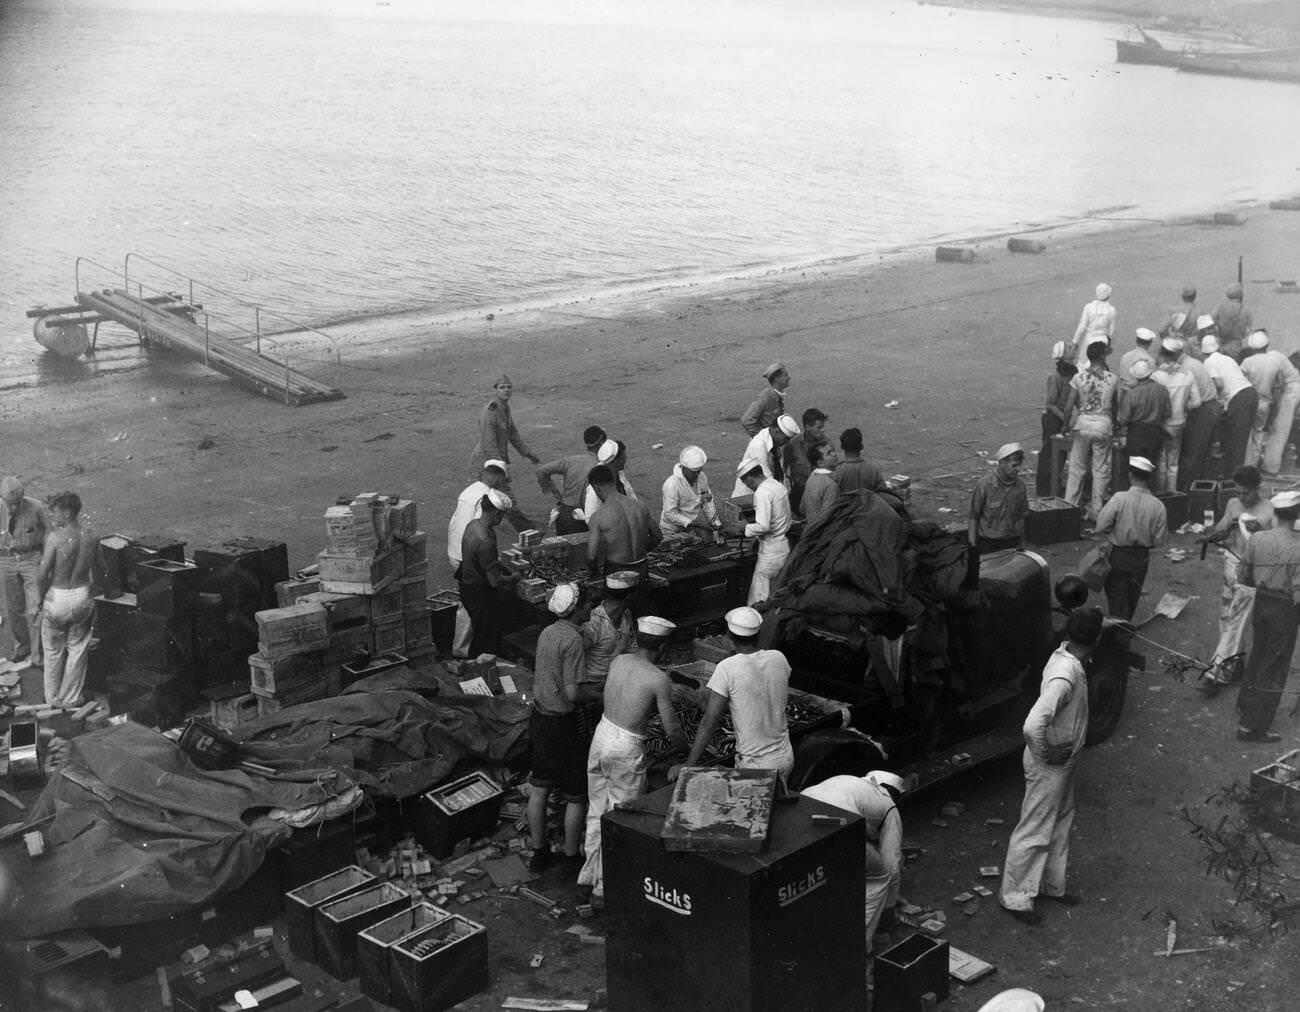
[1025,496,1082,546]
[357,902,452,1006]
[1158,491,1189,530]
[409,772,504,859]
[284,865,375,963]
[603,788,866,1012]
[136,558,201,618]
[224,536,291,609]
[171,943,283,1012]
[873,933,950,1012]
[124,535,187,593]
[389,915,488,1012]
[314,881,411,979]
[194,544,265,610]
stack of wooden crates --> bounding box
[249,493,433,717]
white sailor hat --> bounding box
[1086,336,1110,351]
[1135,327,1156,344]
[1128,456,1155,473]
[679,445,707,469]
[1095,282,1112,300]
[776,414,801,437]
[1200,335,1220,355]
[605,570,641,590]
[486,489,514,511]
[1247,330,1271,350]
[724,606,763,637]
[547,583,580,616]
[975,989,1045,1012]
[761,361,788,380]
[866,770,907,795]
[1270,490,1300,510]
[995,442,1023,461]
[1161,336,1185,355]
[483,458,509,475]
[637,616,676,637]
[1050,340,1067,361]
[596,439,619,464]
[1130,359,1154,380]
[1196,314,1216,332]
[736,457,765,477]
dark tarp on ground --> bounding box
[6,721,352,938]
[4,664,532,938]
[235,663,532,798]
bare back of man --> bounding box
[42,519,95,590]
[589,492,661,569]
[602,653,679,738]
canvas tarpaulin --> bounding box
[5,721,353,937]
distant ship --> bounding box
[1115,26,1300,68]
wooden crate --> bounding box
[255,602,330,660]
[373,617,406,656]
[400,568,429,612]
[248,651,325,697]
[318,544,403,595]
[370,587,403,623]
[397,532,428,572]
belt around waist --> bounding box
[4,547,39,556]
[1111,544,1151,554]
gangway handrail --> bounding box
[75,255,127,296]
[124,252,341,358]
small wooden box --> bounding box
[873,933,950,1012]
[400,569,429,612]
[357,902,452,1006]
[720,494,756,526]
[276,576,321,607]
[369,588,403,623]
[248,651,324,697]
[255,602,330,660]
[301,591,372,632]
[397,531,428,571]
[317,544,403,596]
[284,865,375,963]
[315,881,411,980]
[372,616,406,656]
[389,916,489,1012]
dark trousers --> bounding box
[1220,388,1258,480]
[459,581,502,657]
[976,536,1020,554]
[1179,400,1222,490]
[1105,545,1150,621]
[1037,412,1065,496]
[553,504,588,536]
[1238,590,1300,733]
[1125,422,1164,467]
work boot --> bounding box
[1000,904,1041,925]
[527,847,553,873]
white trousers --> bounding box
[1211,556,1255,675]
[748,536,790,605]
[42,586,94,707]
[452,603,473,657]
[1064,414,1112,521]
[1000,748,1077,911]
[1260,387,1300,474]
[577,717,647,898]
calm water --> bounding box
[2,0,1299,369]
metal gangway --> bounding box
[27,255,345,406]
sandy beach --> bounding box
[5,203,1300,1008]
[6,201,1298,587]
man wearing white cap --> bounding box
[1062,339,1119,524]
[581,439,638,522]
[1000,606,1104,925]
[1177,336,1222,489]
[1115,357,1169,468]
[731,459,793,605]
[1241,330,1300,475]
[968,443,1027,554]
[578,615,685,904]
[457,488,517,656]
[579,570,637,715]
[660,445,723,538]
[741,362,790,437]
[802,769,907,949]
[587,466,661,577]
[1197,466,1273,696]
[0,476,48,667]
[685,606,794,775]
[1235,490,1300,742]
[1036,343,1077,497]
[1202,333,1258,478]
[1070,282,1115,370]
[446,461,508,657]
[470,374,540,533]
[1150,336,1201,492]
[535,426,606,535]
[1117,327,1156,386]
[527,583,593,874]
[1092,456,1167,620]
[732,413,800,498]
